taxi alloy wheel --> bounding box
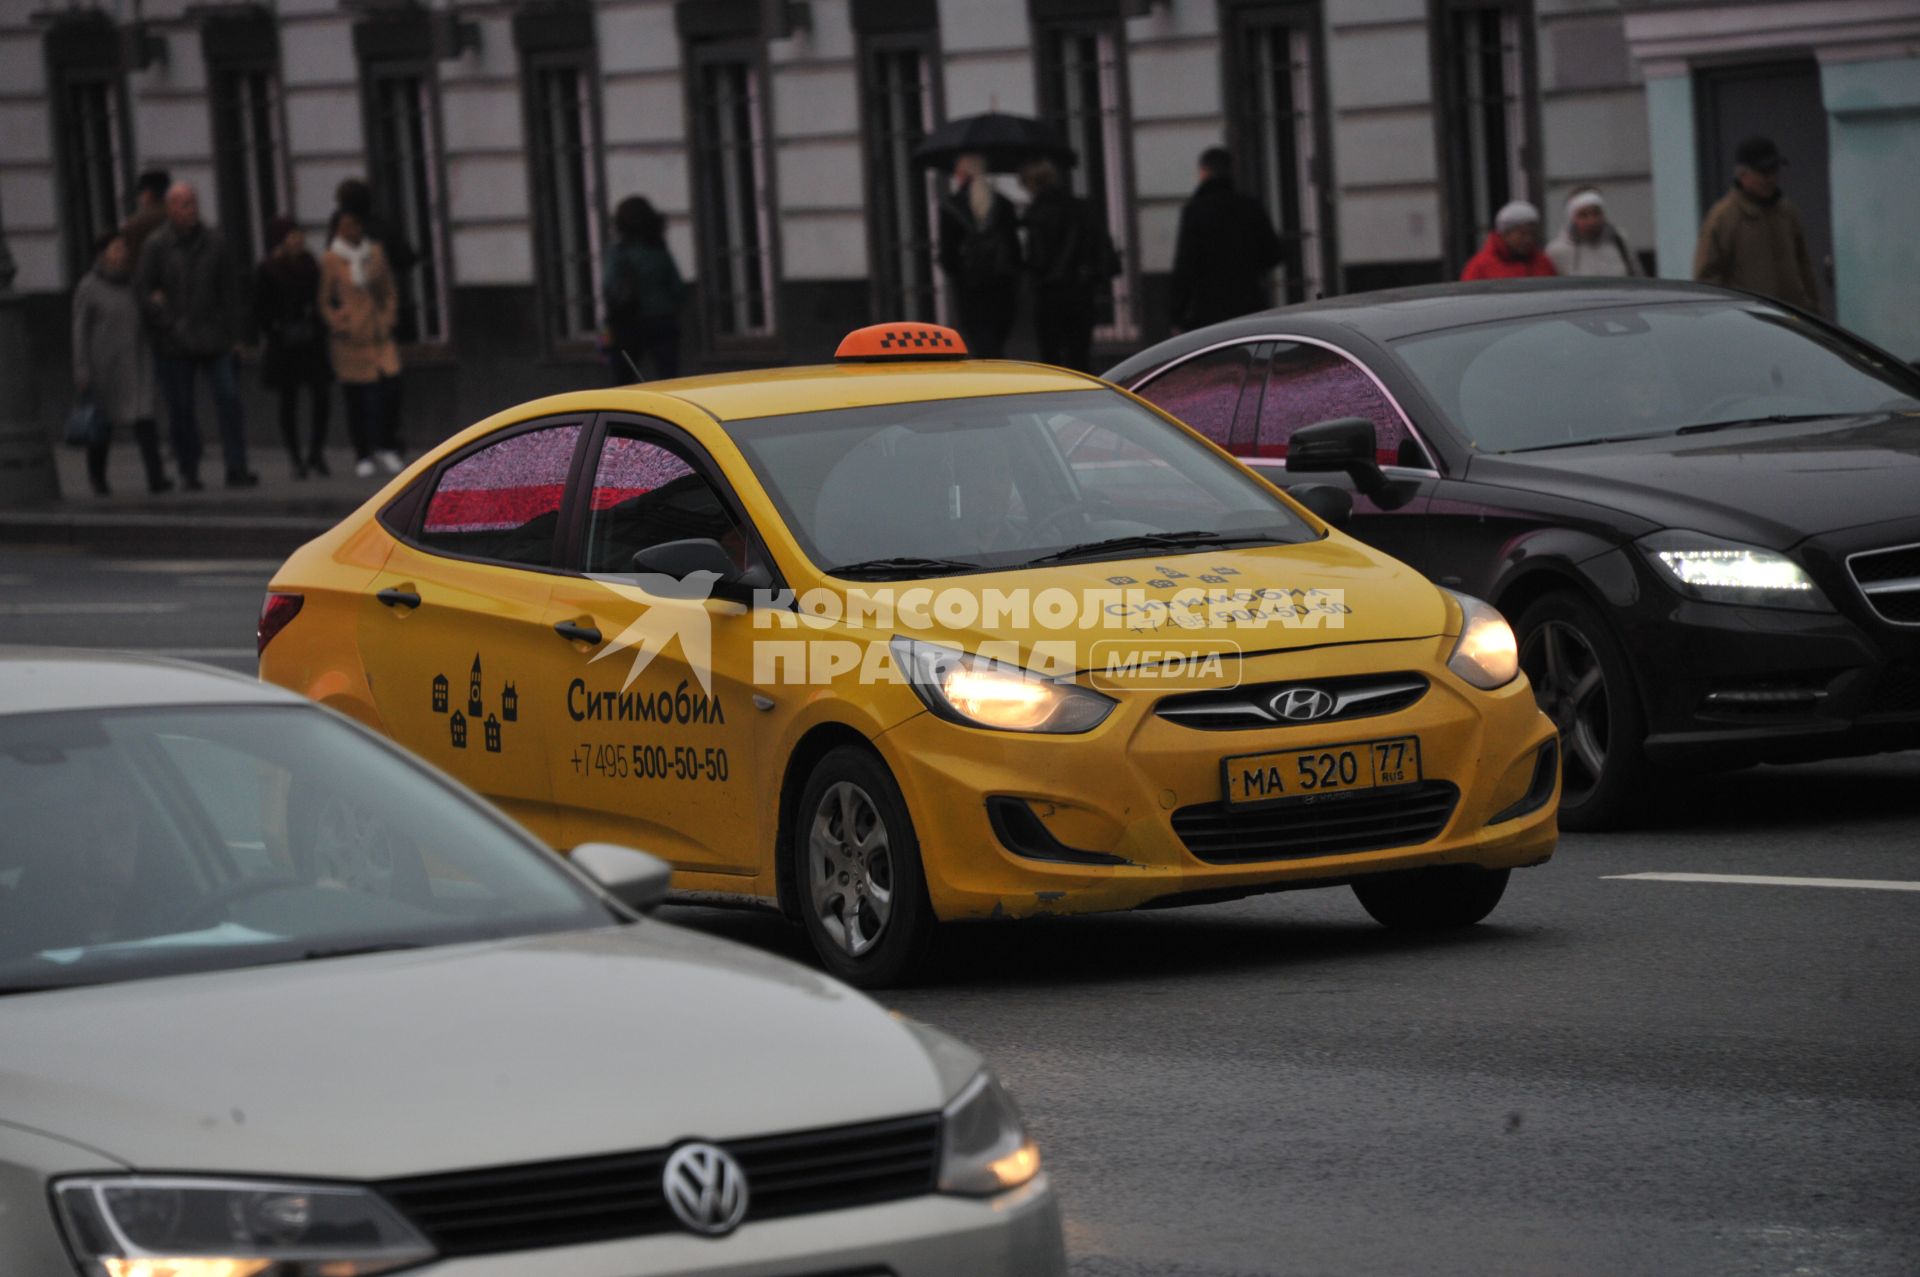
[1515,591,1652,831]
[809,781,894,958]
[793,746,936,988]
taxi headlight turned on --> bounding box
[938,1071,1042,1196]
[1638,530,1834,612]
[54,1177,434,1277]
[892,638,1115,733]
[1444,590,1520,690]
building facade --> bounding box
[1,0,1911,448]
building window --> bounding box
[1034,18,1138,343]
[1432,0,1540,272]
[45,15,131,285]
[359,56,452,344]
[1223,2,1335,304]
[525,59,605,347]
[857,32,943,323]
[688,42,777,343]
[204,12,290,271]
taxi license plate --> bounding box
[1222,736,1422,808]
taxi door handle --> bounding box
[376,588,421,609]
[554,620,603,645]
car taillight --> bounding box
[258,592,304,654]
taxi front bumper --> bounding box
[875,637,1559,920]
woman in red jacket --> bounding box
[1462,200,1557,280]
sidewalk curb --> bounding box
[0,510,335,558]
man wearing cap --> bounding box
[1693,136,1822,314]
[1461,200,1557,281]
[1547,187,1641,277]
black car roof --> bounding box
[1176,278,1749,344]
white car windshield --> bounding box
[724,389,1316,577]
[1392,301,1920,453]
[0,706,613,992]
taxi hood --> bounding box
[0,925,964,1180]
[816,535,1452,675]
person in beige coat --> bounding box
[321,209,405,477]
[1693,136,1822,315]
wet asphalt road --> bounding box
[2,544,1917,1276]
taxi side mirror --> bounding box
[569,842,673,913]
[630,538,771,604]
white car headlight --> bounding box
[893,638,1115,733]
[54,1176,434,1277]
[938,1070,1042,1197]
[1444,591,1519,690]
[1638,531,1832,612]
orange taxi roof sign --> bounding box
[835,322,968,362]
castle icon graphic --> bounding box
[432,672,449,713]
[468,654,484,716]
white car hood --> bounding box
[0,925,956,1180]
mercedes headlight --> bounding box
[54,1176,434,1277]
[892,638,1114,733]
[1444,590,1519,690]
[1638,531,1832,611]
[938,1071,1041,1196]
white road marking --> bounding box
[0,602,185,616]
[1606,872,1920,893]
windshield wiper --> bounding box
[1022,528,1271,567]
[824,556,983,579]
[1506,432,1672,453]
[300,941,426,962]
[1675,412,1865,436]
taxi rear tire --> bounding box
[1352,866,1509,929]
[792,745,936,988]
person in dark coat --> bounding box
[133,181,255,490]
[253,217,332,478]
[603,196,687,384]
[118,169,171,265]
[1020,160,1106,372]
[72,233,169,495]
[937,153,1022,359]
[1169,147,1282,332]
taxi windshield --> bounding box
[723,388,1315,576]
[0,706,613,994]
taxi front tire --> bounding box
[793,745,937,988]
[1351,866,1510,929]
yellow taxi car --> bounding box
[260,322,1558,986]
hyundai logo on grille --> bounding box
[1272,687,1337,721]
[663,1142,749,1237]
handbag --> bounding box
[64,400,104,449]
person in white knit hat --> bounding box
[1546,187,1642,277]
[1461,199,1557,280]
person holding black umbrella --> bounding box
[937,153,1023,359]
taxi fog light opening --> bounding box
[54,1177,435,1277]
[892,638,1114,733]
[1443,591,1519,690]
[938,1071,1042,1197]
[1639,531,1832,612]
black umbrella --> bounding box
[912,111,1077,174]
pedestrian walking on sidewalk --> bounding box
[254,217,333,479]
[938,153,1022,359]
[1546,187,1641,278]
[1019,159,1113,372]
[321,209,405,478]
[71,233,170,496]
[1461,200,1557,281]
[603,195,686,384]
[1693,136,1822,315]
[335,178,419,450]
[134,181,256,490]
[1170,148,1283,332]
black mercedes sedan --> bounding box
[1106,279,1920,829]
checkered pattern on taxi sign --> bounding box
[835,322,969,361]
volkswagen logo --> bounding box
[1272,686,1337,722]
[662,1141,749,1237]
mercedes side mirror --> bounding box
[569,842,673,913]
[1285,417,1418,511]
[1289,483,1353,530]
[630,538,771,604]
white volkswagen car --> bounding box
[0,649,1064,1275]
